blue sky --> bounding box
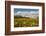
[14,8,39,18]
[14,8,39,13]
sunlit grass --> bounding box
[14,16,39,27]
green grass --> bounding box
[14,16,39,27]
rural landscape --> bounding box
[14,8,39,27]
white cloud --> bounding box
[14,11,39,18]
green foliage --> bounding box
[14,16,39,27]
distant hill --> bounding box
[14,11,39,18]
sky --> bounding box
[14,8,39,13]
[14,8,39,18]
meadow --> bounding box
[14,16,39,27]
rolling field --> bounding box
[14,16,39,27]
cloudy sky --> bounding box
[14,8,39,18]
